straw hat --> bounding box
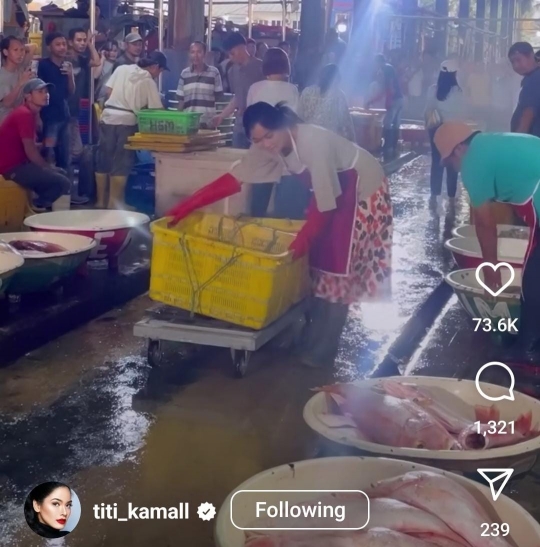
[434,122,475,161]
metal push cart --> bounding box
[133,299,309,378]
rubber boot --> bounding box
[392,128,401,159]
[382,129,393,163]
[94,172,108,209]
[108,175,132,210]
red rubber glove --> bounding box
[289,198,333,259]
[166,173,242,226]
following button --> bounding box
[230,489,370,531]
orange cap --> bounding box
[434,122,475,161]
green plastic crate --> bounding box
[137,110,202,135]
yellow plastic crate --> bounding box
[150,213,310,329]
[0,178,28,233]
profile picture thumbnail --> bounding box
[24,482,81,539]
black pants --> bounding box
[519,231,540,348]
[7,163,70,207]
[429,127,458,198]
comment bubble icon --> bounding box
[475,362,515,402]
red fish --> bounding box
[315,384,461,450]
[369,471,512,547]
[9,240,67,254]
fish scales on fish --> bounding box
[316,384,461,450]
[369,471,512,547]
[316,381,540,451]
[9,240,67,254]
[245,494,467,545]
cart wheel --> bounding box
[147,339,163,368]
[231,349,250,378]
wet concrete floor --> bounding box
[0,156,502,546]
[336,155,468,379]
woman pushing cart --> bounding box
[167,102,393,367]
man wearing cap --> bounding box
[0,78,70,209]
[95,52,166,209]
[434,122,540,362]
[508,42,540,137]
[112,33,143,73]
[212,32,263,149]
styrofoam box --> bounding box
[154,149,253,217]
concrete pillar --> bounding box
[458,0,470,19]
[501,0,509,56]
[402,0,419,58]
[457,0,470,56]
[435,0,449,57]
[507,0,515,46]
[296,0,325,88]
[298,0,325,54]
[168,0,204,50]
[475,0,485,62]
[489,0,498,61]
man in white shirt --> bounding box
[95,51,166,209]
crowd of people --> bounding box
[422,41,540,214]
[0,23,539,222]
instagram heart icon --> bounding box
[475,262,515,297]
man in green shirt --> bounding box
[435,122,540,363]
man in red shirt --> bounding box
[0,78,70,208]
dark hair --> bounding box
[508,41,534,58]
[24,482,71,539]
[211,47,225,64]
[45,32,65,47]
[243,101,302,139]
[375,53,386,64]
[0,35,23,60]
[262,47,290,77]
[100,39,118,52]
[318,63,340,95]
[68,27,86,41]
[223,32,246,52]
[191,40,207,53]
[436,70,460,101]
[247,38,256,45]
[138,57,158,69]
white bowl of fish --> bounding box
[215,456,540,547]
[302,377,540,471]
[444,237,527,270]
[0,232,96,294]
[24,209,150,261]
[0,250,25,295]
[452,224,530,241]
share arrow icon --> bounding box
[477,468,514,501]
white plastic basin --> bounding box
[444,237,527,267]
[0,231,96,258]
[215,456,540,547]
[303,376,540,464]
[24,209,150,232]
[452,224,530,240]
